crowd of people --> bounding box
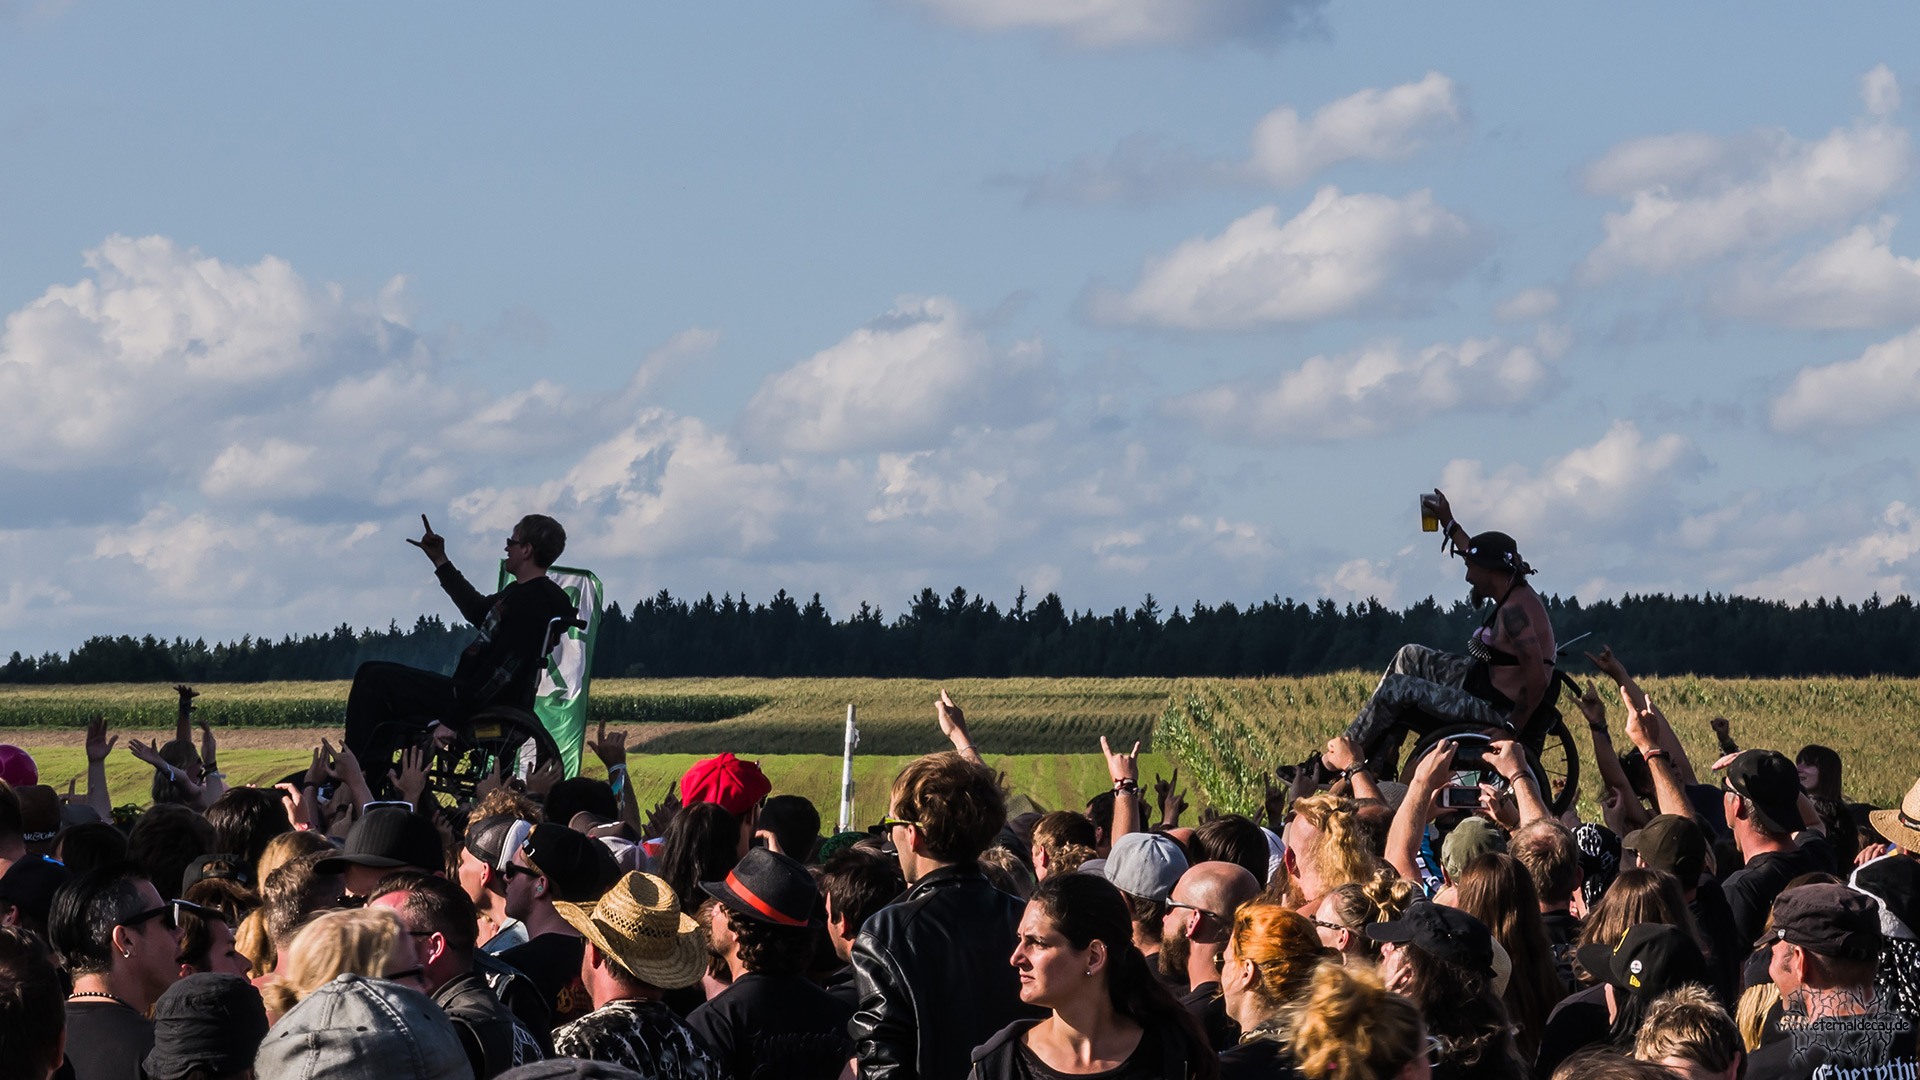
[0,653,1914,1080]
[3,507,1915,1080]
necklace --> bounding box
[68,990,137,1010]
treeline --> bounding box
[5,589,1920,684]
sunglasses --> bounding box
[1421,1034,1446,1067]
[1167,900,1225,923]
[869,816,920,835]
[122,899,206,933]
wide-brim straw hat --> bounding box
[1869,779,1920,854]
[554,871,706,991]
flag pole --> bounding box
[837,704,859,833]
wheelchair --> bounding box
[1365,669,1584,817]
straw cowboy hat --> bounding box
[1870,779,1920,855]
[553,871,706,990]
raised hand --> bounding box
[1585,645,1630,686]
[405,514,448,565]
[1576,680,1607,728]
[646,782,683,838]
[173,684,199,707]
[1322,735,1361,774]
[1422,489,1453,526]
[126,738,167,770]
[1410,738,1459,794]
[527,759,563,798]
[1100,736,1140,786]
[473,757,508,803]
[586,719,628,770]
[1624,695,1659,754]
[1154,770,1187,825]
[388,746,430,808]
[85,715,117,764]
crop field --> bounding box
[5,675,1914,816]
[1153,674,1920,814]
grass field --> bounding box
[7,675,1914,817]
[2,677,1176,812]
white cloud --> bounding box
[1770,325,1920,434]
[1441,421,1705,542]
[1583,68,1913,277]
[91,506,382,601]
[1738,501,1920,601]
[1863,63,1902,117]
[1094,188,1485,330]
[740,295,1054,455]
[1316,557,1398,604]
[1494,287,1560,322]
[199,439,324,501]
[905,0,1326,47]
[1245,72,1462,187]
[1167,334,1554,442]
[1715,219,1920,329]
[1007,73,1461,204]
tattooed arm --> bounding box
[1500,602,1552,726]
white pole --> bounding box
[837,704,859,833]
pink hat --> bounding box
[679,753,771,818]
[0,746,37,788]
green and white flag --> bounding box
[500,562,603,777]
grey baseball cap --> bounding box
[254,973,467,1080]
[1101,832,1188,902]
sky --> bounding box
[3,2,1920,656]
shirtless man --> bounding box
[1342,489,1557,776]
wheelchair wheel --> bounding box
[1398,718,1581,817]
[366,707,563,809]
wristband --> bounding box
[1112,778,1139,793]
[1341,764,1368,778]
[608,763,628,796]
[1642,749,1669,762]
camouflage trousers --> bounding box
[1342,644,1510,775]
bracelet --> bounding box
[1341,764,1368,778]
[1112,778,1139,793]
[1642,749,1670,763]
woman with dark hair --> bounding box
[656,801,743,912]
[971,871,1217,1080]
[1451,852,1566,1061]
[205,786,293,872]
[1795,744,1859,863]
[1367,901,1525,1080]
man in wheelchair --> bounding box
[1342,489,1558,778]
[342,512,578,766]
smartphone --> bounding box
[1440,785,1482,810]
[363,800,415,813]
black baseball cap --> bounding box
[522,822,621,903]
[1759,883,1883,960]
[181,853,251,896]
[316,808,446,875]
[1576,923,1706,995]
[0,855,70,927]
[1456,531,1525,573]
[1722,750,1803,836]
[1366,900,1494,974]
[1623,815,1707,885]
[143,973,269,1080]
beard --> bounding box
[1159,923,1191,979]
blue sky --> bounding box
[3,1,1919,655]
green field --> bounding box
[7,675,1915,817]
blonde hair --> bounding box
[1321,871,1421,947]
[1734,981,1780,1052]
[1289,793,1377,901]
[1229,901,1328,1015]
[235,909,274,978]
[261,907,404,1018]
[255,829,332,888]
[1289,961,1424,1080]
[1634,985,1742,1072]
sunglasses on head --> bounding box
[121,898,206,933]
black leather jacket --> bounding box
[850,864,1034,1080]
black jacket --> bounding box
[688,972,853,1080]
[434,968,534,1078]
[850,864,1034,1080]
[437,562,575,711]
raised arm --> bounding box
[586,720,644,835]
[1323,736,1384,803]
[935,690,982,766]
[173,684,197,745]
[1625,696,1694,820]
[1487,739,1552,827]
[1590,645,1696,784]
[1423,489,1470,551]
[82,715,116,821]
[1102,736,1142,842]
[1387,738,1457,884]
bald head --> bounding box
[1173,860,1261,918]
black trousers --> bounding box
[342,660,461,766]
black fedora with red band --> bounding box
[700,848,821,927]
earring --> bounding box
[1084,968,1092,976]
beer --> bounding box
[1421,496,1439,532]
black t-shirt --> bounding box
[1179,981,1240,1053]
[1541,910,1582,947]
[57,1000,154,1080]
[1745,1011,1917,1080]
[1723,836,1837,947]
[1689,877,1746,1007]
[1218,1037,1297,1080]
[499,932,591,1029]
[1011,1025,1165,1080]
[1534,983,1611,1080]
[685,972,854,1080]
